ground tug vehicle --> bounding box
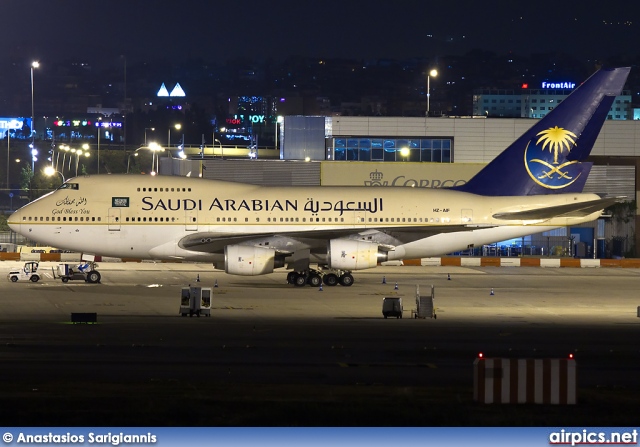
[7,261,41,282]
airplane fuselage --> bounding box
[9,174,602,264]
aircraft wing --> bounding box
[178,224,480,254]
[492,197,623,221]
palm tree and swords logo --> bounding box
[524,125,581,189]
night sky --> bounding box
[4,1,640,66]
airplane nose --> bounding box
[8,210,21,234]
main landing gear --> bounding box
[287,268,354,287]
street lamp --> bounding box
[148,142,163,174]
[74,148,90,177]
[167,124,181,147]
[30,61,39,141]
[126,152,139,174]
[144,127,155,146]
[44,165,65,184]
[29,143,38,173]
[6,128,9,190]
[58,145,68,176]
[96,117,102,174]
[426,68,438,117]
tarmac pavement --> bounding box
[0,262,639,426]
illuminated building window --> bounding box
[333,137,452,163]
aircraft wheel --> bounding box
[307,273,322,287]
[62,277,69,283]
[293,273,307,287]
[323,273,339,286]
[286,272,297,284]
[10,276,17,282]
[30,275,40,283]
[339,273,354,286]
[87,271,101,284]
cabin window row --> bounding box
[23,215,451,224]
[125,217,179,222]
[137,187,192,192]
[368,217,451,223]
[24,216,102,222]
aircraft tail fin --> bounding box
[452,67,630,196]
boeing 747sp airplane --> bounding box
[8,67,630,286]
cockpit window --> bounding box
[57,183,79,190]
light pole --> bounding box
[167,123,181,147]
[59,145,69,177]
[28,61,39,177]
[44,165,65,184]
[97,117,102,174]
[6,129,9,190]
[30,61,39,141]
[426,69,438,117]
[144,127,155,146]
[148,142,162,174]
[127,152,139,174]
[29,143,38,173]
[74,147,90,177]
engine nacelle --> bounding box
[327,240,385,270]
[225,245,276,276]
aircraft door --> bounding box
[185,210,198,231]
[108,208,121,231]
[461,209,473,224]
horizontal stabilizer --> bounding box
[492,197,624,221]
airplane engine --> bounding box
[327,240,386,270]
[224,245,277,276]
